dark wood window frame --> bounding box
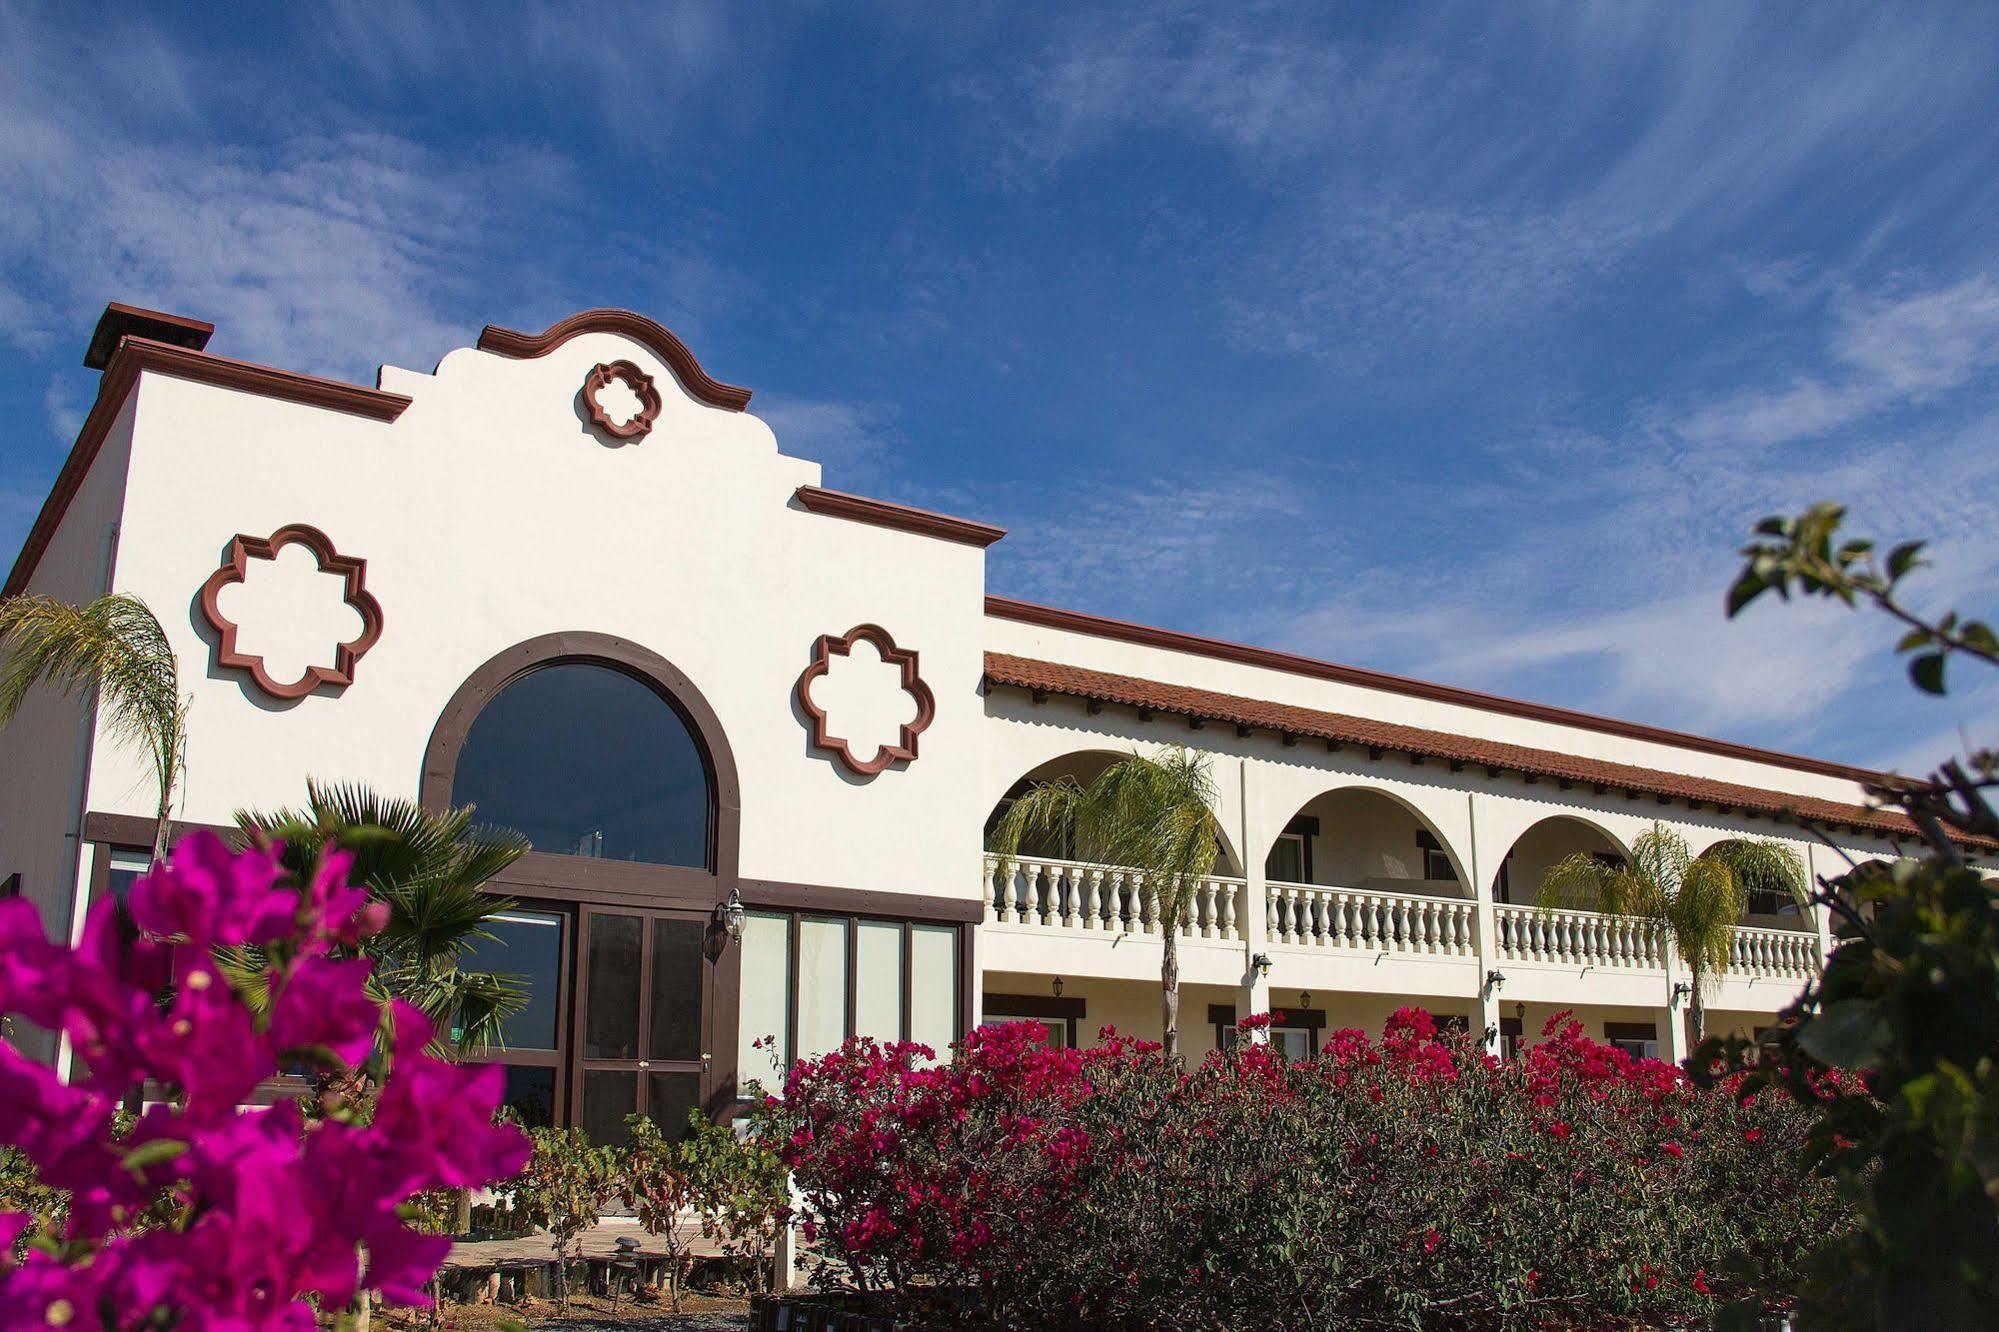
[983,991,1087,1048]
[1209,1003,1326,1056]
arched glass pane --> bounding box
[452,662,713,868]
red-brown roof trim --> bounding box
[983,652,1968,847]
[985,596,1882,786]
[4,337,411,600]
[794,486,1007,548]
[477,308,753,411]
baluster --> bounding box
[1197,881,1214,938]
[1220,883,1238,940]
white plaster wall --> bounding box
[86,333,991,902]
[0,397,138,947]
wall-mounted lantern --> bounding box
[1484,969,1507,996]
[1671,981,1694,1004]
[1052,976,1065,999]
[721,886,746,943]
[1252,953,1272,979]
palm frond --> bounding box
[0,594,188,843]
[1668,855,1744,992]
[1704,838,1808,909]
[236,780,532,1059]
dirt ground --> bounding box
[379,1289,750,1330]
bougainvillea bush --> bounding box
[0,832,530,1329]
[761,1010,1846,1330]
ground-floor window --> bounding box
[982,993,1086,1049]
[455,908,568,1128]
[735,910,964,1094]
[1211,1004,1325,1057]
[1605,1021,1659,1060]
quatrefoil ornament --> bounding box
[198,524,382,701]
[795,624,935,776]
[582,359,663,441]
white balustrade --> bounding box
[983,853,1246,942]
[1494,904,1664,970]
[1264,881,1476,957]
[1728,925,1821,980]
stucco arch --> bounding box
[1487,814,1631,908]
[1267,781,1473,893]
[983,744,1244,877]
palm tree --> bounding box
[235,780,533,1057]
[1536,822,1805,1049]
[988,748,1221,1060]
[0,594,190,862]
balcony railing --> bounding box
[1729,924,1821,981]
[1494,903,1665,970]
[985,853,1247,942]
[985,855,1823,986]
[1266,881,1476,958]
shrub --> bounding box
[505,1125,617,1310]
[0,831,530,1327]
[761,1012,1845,1330]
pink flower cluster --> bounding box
[762,1004,1834,1325]
[0,833,530,1330]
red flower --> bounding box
[1693,1269,1713,1296]
[1660,1140,1685,1160]
[1422,1228,1442,1255]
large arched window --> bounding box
[450,661,715,868]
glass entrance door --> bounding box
[574,908,709,1145]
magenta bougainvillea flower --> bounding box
[0,832,530,1328]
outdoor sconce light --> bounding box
[720,886,746,944]
[1482,1024,1498,1047]
[1299,990,1312,1009]
[1252,952,1273,979]
[1514,1002,1525,1023]
[1484,969,1507,995]
[1052,976,1064,998]
[1671,981,1694,1004]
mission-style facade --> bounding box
[0,302,1960,1137]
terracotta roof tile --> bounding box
[984,652,1977,849]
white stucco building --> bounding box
[1,302,1965,1138]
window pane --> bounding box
[584,914,642,1060]
[854,921,904,1042]
[105,849,151,901]
[648,1071,702,1142]
[737,912,790,1093]
[647,917,703,1062]
[457,911,564,1050]
[796,917,848,1060]
[1266,836,1304,883]
[451,662,712,867]
[908,924,957,1056]
[583,1070,638,1147]
[495,1066,556,1130]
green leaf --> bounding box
[1910,652,1948,696]
[1960,621,1998,656]
[1886,540,1927,581]
[120,1138,188,1173]
[1725,569,1768,617]
[1896,628,1935,652]
[1798,999,1890,1069]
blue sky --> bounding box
[4,2,1997,774]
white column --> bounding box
[1239,757,1271,1030]
[1468,792,1502,1055]
[1807,843,1834,967]
[1661,936,1691,1066]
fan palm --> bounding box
[235,780,532,1058]
[1536,822,1805,1049]
[988,748,1221,1060]
[0,594,190,862]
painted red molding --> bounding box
[83,303,212,369]
[478,309,753,411]
[199,524,384,701]
[582,359,663,441]
[796,624,937,776]
[793,485,1007,548]
[5,335,410,600]
[984,595,1883,786]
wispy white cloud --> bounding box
[757,397,900,480]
